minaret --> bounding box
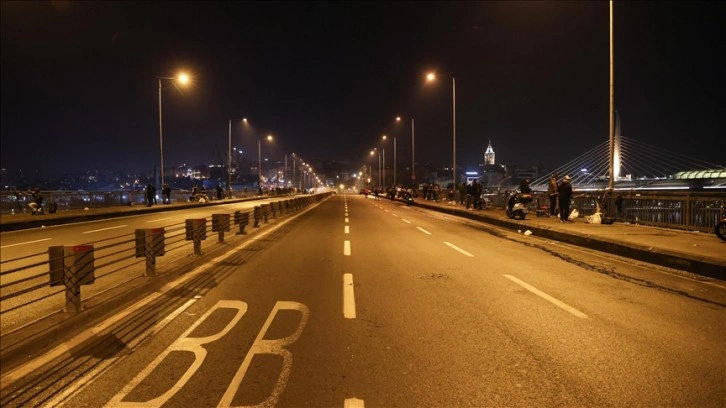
[484,140,495,165]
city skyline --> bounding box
[2,1,724,181]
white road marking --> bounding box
[44,298,198,407]
[343,273,356,319]
[443,241,474,257]
[345,397,365,407]
[0,238,51,249]
[82,225,128,234]
[416,227,432,235]
[503,274,589,319]
[345,218,349,223]
[345,226,350,234]
[391,213,398,217]
[344,240,351,256]
[146,217,171,223]
[401,219,411,224]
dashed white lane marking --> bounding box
[345,218,349,223]
[391,213,398,217]
[416,227,432,235]
[343,273,356,319]
[345,397,365,407]
[503,274,589,319]
[443,241,474,257]
[344,240,351,256]
[401,219,411,224]
[1,238,51,249]
[83,225,128,234]
[345,226,350,234]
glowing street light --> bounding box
[157,71,192,189]
[228,117,249,196]
[426,71,456,189]
[258,134,273,191]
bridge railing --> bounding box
[504,190,723,232]
[0,189,296,215]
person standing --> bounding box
[146,183,156,207]
[548,174,559,217]
[558,175,574,222]
[162,183,171,204]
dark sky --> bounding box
[1,1,724,179]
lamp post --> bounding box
[396,116,415,186]
[258,134,273,193]
[157,72,190,189]
[381,135,387,189]
[426,72,456,189]
[228,117,248,197]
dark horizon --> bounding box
[2,1,724,181]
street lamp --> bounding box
[228,117,248,197]
[381,135,387,189]
[157,72,191,189]
[258,134,273,193]
[426,72,456,189]
[396,115,416,185]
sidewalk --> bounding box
[409,197,725,281]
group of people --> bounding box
[11,188,44,214]
[145,183,173,206]
[546,174,574,222]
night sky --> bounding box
[1,1,724,179]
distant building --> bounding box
[478,140,506,188]
[484,140,495,165]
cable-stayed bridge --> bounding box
[530,136,725,191]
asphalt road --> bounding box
[1,193,724,407]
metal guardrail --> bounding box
[446,190,724,233]
[0,189,295,215]
[0,193,332,340]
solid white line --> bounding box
[416,227,432,235]
[443,241,474,257]
[0,238,51,249]
[401,219,411,224]
[82,225,128,234]
[343,273,356,319]
[43,298,198,407]
[345,226,350,234]
[503,274,589,319]
[344,240,351,256]
[146,217,171,223]
[345,397,365,408]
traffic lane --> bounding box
[350,195,585,406]
[60,195,354,407]
[353,195,726,406]
[390,198,726,402]
[0,199,281,260]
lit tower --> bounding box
[484,140,495,165]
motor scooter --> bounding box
[715,205,726,241]
[506,191,533,220]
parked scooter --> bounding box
[506,191,533,220]
[715,205,726,241]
